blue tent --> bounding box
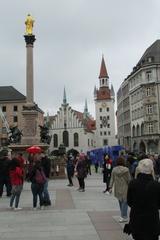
[88,145,125,166]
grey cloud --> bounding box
[0,0,160,117]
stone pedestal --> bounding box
[50,156,66,179]
[21,105,40,145]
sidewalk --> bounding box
[0,172,132,240]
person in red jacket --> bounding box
[9,158,24,210]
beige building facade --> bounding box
[117,40,160,153]
[0,86,44,146]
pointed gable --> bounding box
[99,56,109,78]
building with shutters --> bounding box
[117,40,160,153]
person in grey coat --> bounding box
[109,156,131,222]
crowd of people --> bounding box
[102,152,160,240]
[0,149,160,239]
[0,151,51,210]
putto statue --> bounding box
[25,14,34,35]
[8,126,23,144]
[39,124,52,145]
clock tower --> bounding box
[94,56,116,148]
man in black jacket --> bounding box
[0,153,12,197]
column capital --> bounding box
[24,35,36,45]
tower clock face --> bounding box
[101,116,108,127]
[101,102,107,108]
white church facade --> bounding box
[48,57,117,154]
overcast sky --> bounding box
[0,0,160,117]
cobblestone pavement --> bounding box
[0,171,134,240]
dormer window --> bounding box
[146,71,152,82]
[148,57,152,63]
[148,56,154,63]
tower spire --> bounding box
[63,87,67,105]
[99,56,109,79]
[84,99,89,118]
[99,56,109,87]
[84,99,88,112]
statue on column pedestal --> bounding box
[25,14,34,35]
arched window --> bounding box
[132,125,135,137]
[137,125,140,136]
[74,133,79,147]
[53,134,58,148]
[141,123,144,136]
[63,130,69,147]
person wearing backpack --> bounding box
[29,160,46,210]
[41,154,51,206]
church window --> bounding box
[63,130,69,147]
[103,139,108,145]
[102,79,104,85]
[106,107,109,112]
[53,134,58,148]
[74,133,79,147]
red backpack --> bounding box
[35,169,46,184]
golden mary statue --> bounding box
[25,14,34,35]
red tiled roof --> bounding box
[99,57,109,78]
[96,87,111,100]
[85,119,96,132]
[73,110,96,132]
[74,110,83,121]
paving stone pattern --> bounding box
[0,172,138,240]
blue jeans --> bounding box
[10,185,23,208]
[31,183,44,208]
[118,200,128,218]
[42,179,51,204]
